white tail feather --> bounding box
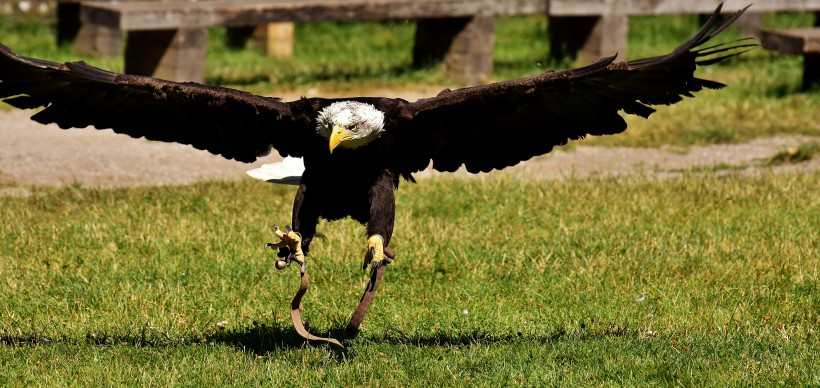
[246,157,305,185]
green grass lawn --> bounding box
[1,174,817,385]
[1,9,818,386]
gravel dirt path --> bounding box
[1,96,817,193]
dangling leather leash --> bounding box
[345,247,395,339]
[281,247,395,347]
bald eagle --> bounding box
[1,5,752,337]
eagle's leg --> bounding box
[363,170,396,271]
[291,182,319,257]
[265,182,318,269]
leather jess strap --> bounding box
[289,247,395,347]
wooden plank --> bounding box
[82,0,548,30]
[81,0,820,31]
[547,0,820,16]
[81,0,820,30]
[761,28,820,54]
[82,0,820,30]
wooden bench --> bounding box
[79,0,820,84]
[546,0,820,64]
[761,28,820,90]
[81,0,538,84]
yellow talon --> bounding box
[268,225,305,265]
[363,234,385,270]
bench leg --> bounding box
[225,27,256,48]
[736,12,764,38]
[803,11,819,91]
[548,14,628,64]
[804,53,819,91]
[224,24,295,58]
[56,2,82,46]
[58,2,121,57]
[413,16,495,85]
[252,23,295,59]
[73,24,122,58]
[125,29,208,83]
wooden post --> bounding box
[73,24,122,57]
[736,12,764,37]
[225,23,295,58]
[548,14,628,63]
[252,23,295,58]
[56,2,82,46]
[57,1,121,56]
[413,15,495,85]
[804,53,819,90]
[225,26,255,48]
[124,28,208,83]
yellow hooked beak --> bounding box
[329,124,353,154]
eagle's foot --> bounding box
[362,234,389,271]
[265,225,305,271]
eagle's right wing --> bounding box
[0,44,321,162]
[399,3,754,174]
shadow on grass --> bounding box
[0,323,310,351]
[1,320,633,359]
[0,322,348,358]
[193,321,635,360]
[207,322,344,353]
[370,321,632,348]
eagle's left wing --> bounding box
[398,4,754,174]
[0,44,321,162]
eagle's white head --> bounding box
[316,101,385,153]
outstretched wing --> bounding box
[0,45,320,162]
[400,3,755,174]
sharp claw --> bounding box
[363,246,374,270]
[363,235,385,271]
[274,225,285,239]
[267,225,305,267]
[266,240,287,250]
